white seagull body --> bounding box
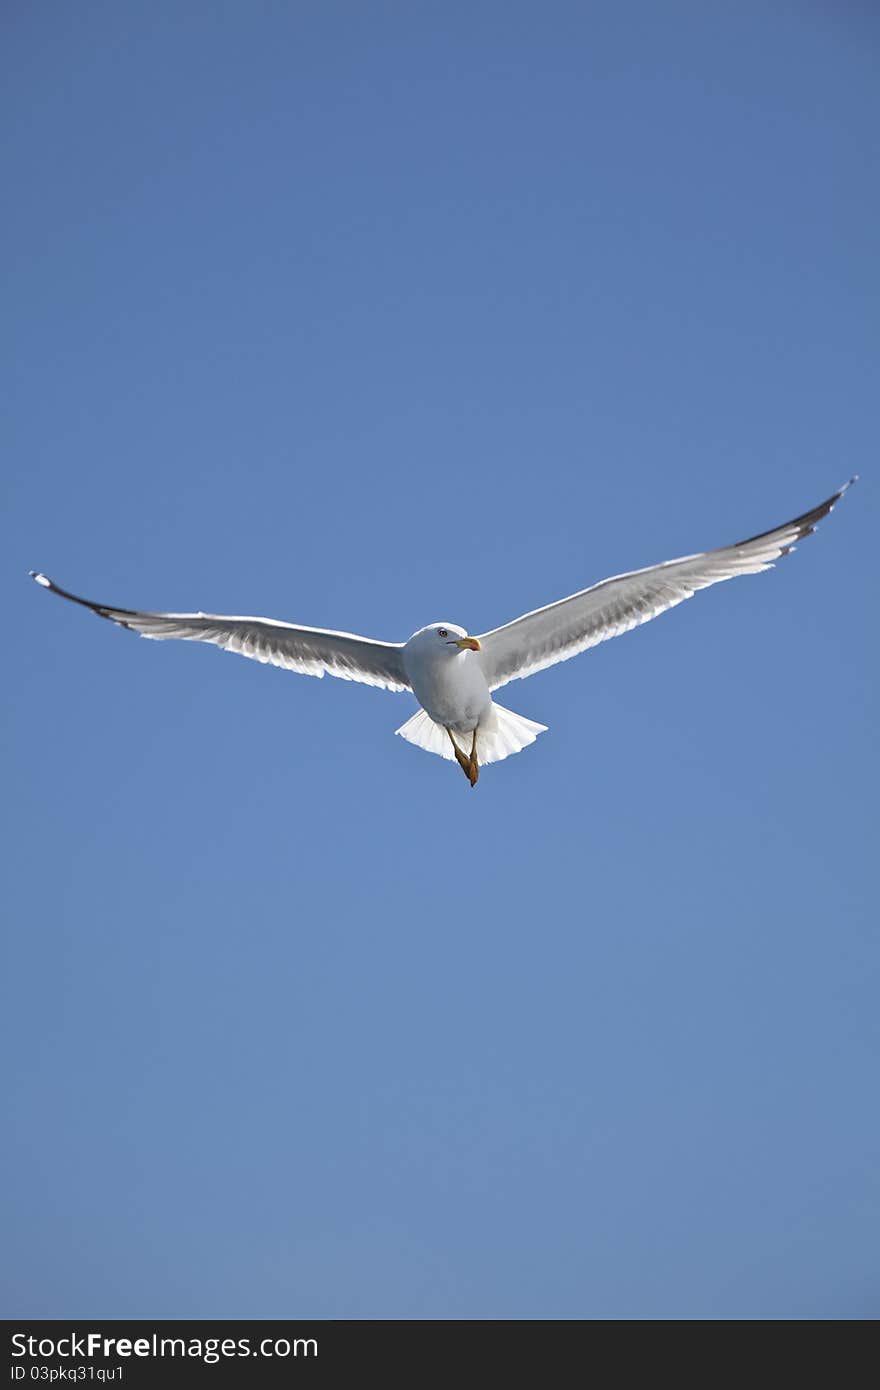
[30,479,856,786]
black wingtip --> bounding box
[734,476,857,552]
[28,572,156,635]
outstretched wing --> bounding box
[29,573,410,692]
[478,478,857,692]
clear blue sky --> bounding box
[4,2,877,1319]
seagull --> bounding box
[30,478,856,787]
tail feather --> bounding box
[395,708,458,760]
[395,702,547,766]
[479,702,548,763]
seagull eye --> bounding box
[438,628,448,638]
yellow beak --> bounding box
[455,637,481,652]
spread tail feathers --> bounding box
[395,702,547,766]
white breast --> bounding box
[403,649,492,733]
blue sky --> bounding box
[4,2,877,1319]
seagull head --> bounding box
[406,624,481,657]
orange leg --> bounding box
[447,728,479,787]
[467,727,479,788]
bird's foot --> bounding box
[467,728,479,788]
[452,744,473,782]
[448,729,480,788]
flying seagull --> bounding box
[30,478,856,787]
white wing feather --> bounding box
[29,573,410,692]
[478,479,857,692]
